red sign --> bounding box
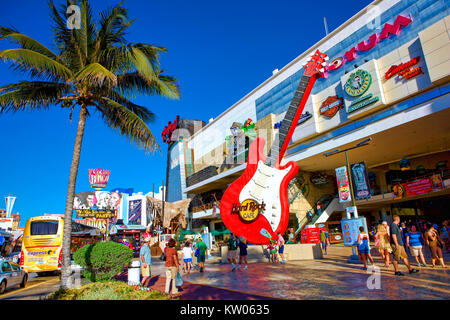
[88,168,110,191]
[161,116,180,144]
[327,15,412,73]
[385,56,423,80]
[300,227,325,244]
[403,178,433,197]
[320,96,344,118]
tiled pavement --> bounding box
[122,243,449,300]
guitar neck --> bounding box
[265,74,315,168]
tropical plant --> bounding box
[0,0,179,289]
[48,281,173,300]
[73,241,133,281]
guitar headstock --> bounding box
[302,49,329,78]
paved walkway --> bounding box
[124,244,449,300]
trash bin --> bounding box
[128,260,140,286]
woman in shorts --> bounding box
[375,224,392,267]
[357,226,375,270]
[181,241,193,274]
[406,225,427,267]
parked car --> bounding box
[0,260,28,294]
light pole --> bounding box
[324,137,372,263]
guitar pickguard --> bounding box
[239,160,293,232]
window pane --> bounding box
[30,221,59,235]
[1,262,11,272]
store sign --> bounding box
[350,162,371,200]
[319,96,344,118]
[231,199,265,223]
[161,115,180,144]
[310,173,330,186]
[89,168,110,191]
[385,56,423,80]
[403,178,433,197]
[79,218,109,234]
[327,15,412,73]
[335,166,352,203]
[341,217,367,246]
[344,69,379,113]
[346,206,358,219]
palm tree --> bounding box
[0,0,179,289]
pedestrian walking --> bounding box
[425,224,446,268]
[196,237,208,272]
[406,225,428,267]
[277,232,286,263]
[181,241,193,274]
[164,238,180,295]
[400,222,409,256]
[237,237,248,270]
[320,229,330,255]
[139,237,152,287]
[227,234,239,271]
[357,226,375,270]
[382,221,390,236]
[440,220,449,252]
[375,224,392,267]
[390,215,419,276]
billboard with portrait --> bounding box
[73,191,122,218]
[350,162,371,200]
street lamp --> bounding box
[323,137,372,263]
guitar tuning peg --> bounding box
[319,68,325,73]
[324,56,329,61]
[306,57,311,62]
[321,62,327,66]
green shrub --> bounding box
[73,241,133,282]
[48,281,173,300]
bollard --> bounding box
[128,260,141,286]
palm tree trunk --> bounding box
[61,105,87,290]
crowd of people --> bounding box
[362,216,448,275]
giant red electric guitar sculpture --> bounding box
[220,49,329,244]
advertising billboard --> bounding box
[350,162,371,200]
[341,217,367,246]
[128,199,142,225]
[335,166,351,203]
[73,191,122,219]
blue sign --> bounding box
[341,217,367,246]
[0,235,4,245]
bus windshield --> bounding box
[30,221,59,235]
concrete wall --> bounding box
[220,243,322,263]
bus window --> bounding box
[30,221,59,235]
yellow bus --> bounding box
[20,215,64,274]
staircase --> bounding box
[295,197,343,235]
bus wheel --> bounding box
[0,280,6,294]
[20,275,27,288]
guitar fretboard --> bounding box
[265,74,311,167]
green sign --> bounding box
[344,69,372,97]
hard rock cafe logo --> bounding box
[320,96,344,118]
[231,199,266,223]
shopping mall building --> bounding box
[166,0,450,241]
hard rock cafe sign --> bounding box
[231,199,266,223]
[319,96,344,118]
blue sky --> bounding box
[0,0,372,226]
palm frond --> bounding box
[74,62,117,87]
[0,81,73,112]
[0,27,58,59]
[117,72,180,99]
[97,97,160,152]
[0,48,73,81]
[106,90,155,123]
